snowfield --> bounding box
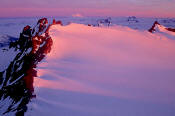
[25,23,175,116]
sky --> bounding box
[0,0,175,18]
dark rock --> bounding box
[148,21,175,33]
[97,17,112,26]
[127,16,139,23]
[0,18,53,115]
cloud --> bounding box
[72,13,84,17]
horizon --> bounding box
[0,15,174,19]
[0,0,175,18]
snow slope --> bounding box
[26,23,175,116]
[0,47,18,72]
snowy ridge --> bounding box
[0,17,175,116]
[26,23,175,116]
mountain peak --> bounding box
[149,21,175,33]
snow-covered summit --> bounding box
[149,21,175,33]
[148,21,175,39]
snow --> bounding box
[0,96,22,116]
[26,23,175,116]
[0,17,175,116]
[0,47,18,71]
[153,24,175,39]
[0,18,38,37]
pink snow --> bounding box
[28,23,175,116]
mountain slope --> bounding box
[26,23,175,116]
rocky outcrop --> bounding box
[127,16,139,23]
[166,28,175,32]
[148,21,160,33]
[97,17,112,27]
[0,18,57,115]
[149,21,175,33]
